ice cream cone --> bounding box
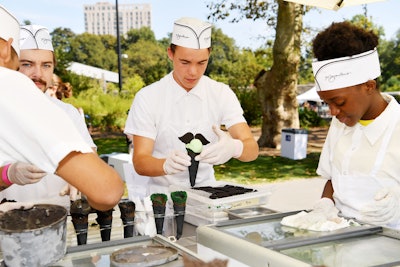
[187,149,200,187]
[118,199,135,238]
[150,193,167,235]
[70,199,91,245]
[171,191,187,240]
[95,208,113,241]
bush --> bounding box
[299,107,329,128]
[235,87,262,126]
[65,86,133,131]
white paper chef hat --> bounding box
[312,49,381,91]
[0,5,20,56]
[20,25,53,51]
[171,17,212,49]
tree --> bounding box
[125,39,170,85]
[208,0,303,148]
[69,33,117,71]
[124,27,157,47]
[379,30,400,91]
[51,28,77,77]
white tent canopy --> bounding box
[297,86,323,103]
[67,62,119,83]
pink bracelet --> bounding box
[2,164,13,186]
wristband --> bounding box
[2,164,13,186]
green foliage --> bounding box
[350,15,385,38]
[381,76,400,92]
[124,27,156,47]
[120,75,145,99]
[298,108,328,128]
[125,39,170,85]
[64,85,133,131]
[94,136,128,155]
[51,27,76,74]
[60,72,97,95]
[379,31,400,89]
[234,87,262,126]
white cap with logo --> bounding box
[0,4,20,56]
[20,25,54,51]
[312,49,381,91]
[171,17,212,49]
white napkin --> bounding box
[132,196,156,237]
[281,198,356,231]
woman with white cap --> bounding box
[0,4,124,211]
[312,21,400,229]
[124,17,259,195]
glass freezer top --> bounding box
[211,211,382,250]
[280,234,400,267]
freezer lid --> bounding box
[210,211,382,250]
[280,233,400,267]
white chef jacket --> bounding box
[0,96,98,208]
[317,93,400,228]
[124,72,246,194]
[0,67,93,205]
[48,96,96,149]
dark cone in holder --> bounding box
[171,191,187,240]
[150,193,168,235]
[173,204,186,240]
[118,199,135,238]
[152,205,166,235]
[95,208,113,242]
[187,149,200,187]
[70,199,91,246]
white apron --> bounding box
[331,115,400,229]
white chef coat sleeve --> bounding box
[218,84,246,128]
[124,88,158,140]
[49,97,96,149]
[0,68,93,174]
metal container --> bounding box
[0,204,67,266]
[226,206,277,220]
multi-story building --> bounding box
[84,2,151,36]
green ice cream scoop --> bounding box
[186,138,203,153]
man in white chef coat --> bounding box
[0,4,124,212]
[124,17,259,195]
[0,24,98,208]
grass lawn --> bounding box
[93,136,320,185]
[214,153,319,185]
